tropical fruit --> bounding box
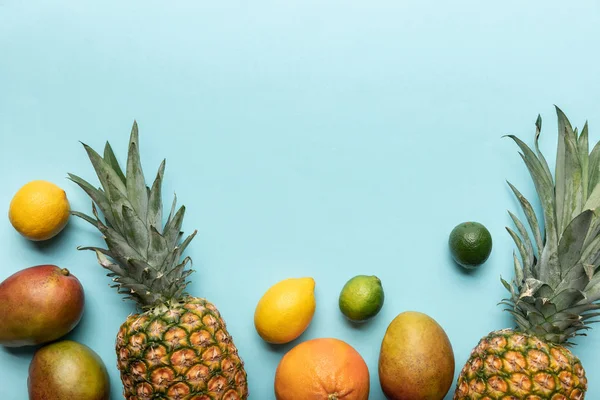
[274,337,370,400]
[454,108,597,399]
[449,221,493,269]
[8,180,70,241]
[379,311,455,400]
[339,274,385,323]
[254,277,316,344]
[0,264,85,347]
[69,122,248,399]
[28,340,110,400]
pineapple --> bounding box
[68,122,249,400]
[454,107,600,400]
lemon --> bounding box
[339,275,385,323]
[449,221,493,269]
[254,277,316,344]
[8,180,70,241]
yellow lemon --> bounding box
[8,180,70,241]
[254,277,316,344]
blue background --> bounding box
[1,1,600,399]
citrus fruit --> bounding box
[274,337,370,400]
[339,275,384,323]
[448,221,492,269]
[254,277,316,344]
[9,180,70,241]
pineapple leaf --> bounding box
[103,141,127,184]
[508,211,534,271]
[166,193,177,227]
[164,205,186,250]
[81,142,127,199]
[70,210,98,227]
[105,179,132,235]
[506,227,533,279]
[551,289,586,311]
[513,251,525,285]
[94,249,126,276]
[557,209,593,276]
[126,122,149,221]
[148,159,166,233]
[588,137,600,195]
[534,114,554,185]
[555,105,577,234]
[578,122,589,200]
[579,233,600,267]
[148,225,170,270]
[558,131,584,234]
[507,182,543,259]
[67,173,115,227]
[584,274,600,303]
[177,230,197,260]
[122,205,149,258]
[508,139,561,287]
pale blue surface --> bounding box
[1,1,600,399]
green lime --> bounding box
[449,221,493,269]
[339,275,385,323]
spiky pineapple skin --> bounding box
[116,297,248,400]
[454,329,586,400]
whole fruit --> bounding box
[339,274,385,323]
[378,311,454,400]
[254,277,316,344]
[275,337,370,400]
[9,180,70,241]
[0,265,85,347]
[28,340,110,400]
[448,221,492,269]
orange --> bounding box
[274,338,370,400]
[9,180,70,241]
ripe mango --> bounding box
[378,311,455,400]
[0,264,85,347]
[28,340,110,400]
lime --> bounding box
[449,221,492,269]
[339,275,385,323]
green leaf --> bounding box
[166,193,177,227]
[508,211,534,271]
[176,230,197,260]
[67,173,115,227]
[555,106,577,234]
[513,251,525,284]
[147,159,166,233]
[508,182,544,259]
[507,135,560,287]
[534,114,554,186]
[578,122,589,200]
[506,227,533,279]
[122,205,149,259]
[164,205,185,250]
[588,138,600,196]
[70,210,98,227]
[579,233,600,267]
[126,122,149,221]
[148,226,169,270]
[103,141,126,184]
[558,131,584,234]
[558,210,593,276]
[81,142,127,199]
[551,289,586,311]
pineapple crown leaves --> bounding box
[68,121,198,310]
[501,106,600,345]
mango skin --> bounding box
[28,340,110,400]
[0,264,85,347]
[378,311,455,400]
